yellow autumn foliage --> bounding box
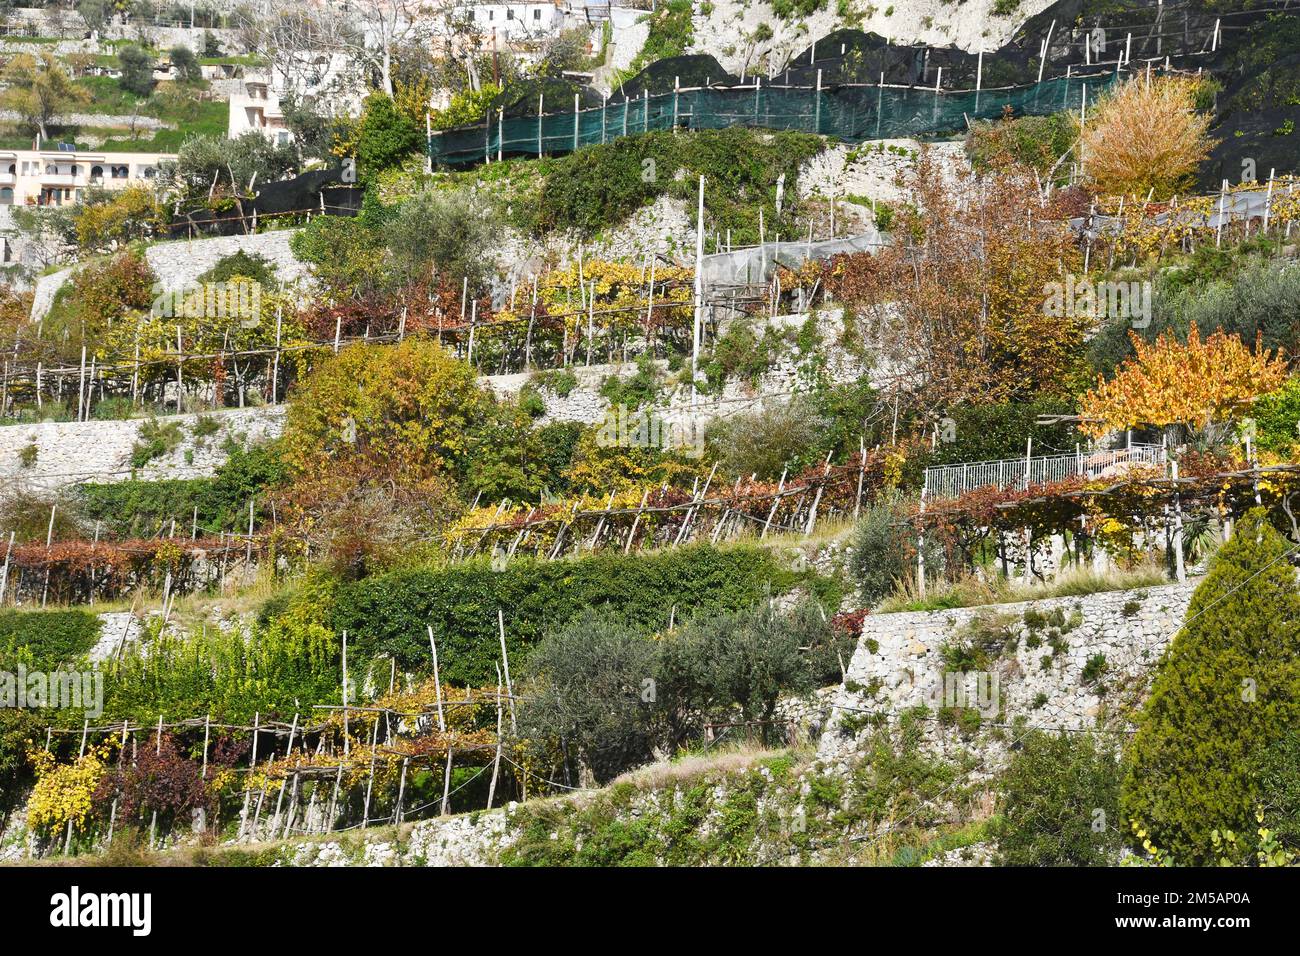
[25,744,112,833]
[1080,326,1287,437]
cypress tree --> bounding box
[1121,509,1300,863]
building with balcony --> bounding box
[0,148,176,208]
[228,52,364,144]
[229,75,292,145]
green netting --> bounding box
[428,73,1118,166]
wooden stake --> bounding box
[441,749,454,815]
[488,663,503,810]
[498,610,517,734]
[341,631,350,756]
[427,625,446,732]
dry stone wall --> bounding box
[31,231,310,320]
[0,405,285,491]
[817,582,1199,777]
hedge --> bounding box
[332,544,838,685]
[0,609,103,669]
[75,444,286,536]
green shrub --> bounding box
[131,417,184,468]
[704,397,827,482]
[533,368,578,398]
[77,443,287,536]
[850,494,937,606]
[700,319,785,391]
[332,543,832,684]
[117,44,155,96]
[517,384,547,418]
[520,610,661,783]
[534,127,823,241]
[633,0,695,66]
[190,415,221,439]
[1252,374,1300,456]
[103,578,339,723]
[924,398,1077,467]
[522,598,826,782]
[1121,509,1300,864]
[771,0,826,17]
[198,250,279,290]
[0,609,102,670]
[995,730,1122,865]
[1081,653,1108,685]
[599,353,661,409]
[1257,731,1300,851]
[354,93,423,176]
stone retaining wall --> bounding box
[0,405,285,491]
[817,582,1199,775]
[31,230,311,320]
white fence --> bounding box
[923,444,1167,500]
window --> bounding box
[533,8,541,19]
[90,165,104,181]
[0,187,12,205]
[111,165,129,179]
[141,166,157,179]
[507,7,514,18]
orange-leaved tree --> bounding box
[1079,327,1287,440]
[1080,74,1215,200]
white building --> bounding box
[0,147,175,208]
[471,2,564,39]
[228,52,364,143]
[228,75,292,144]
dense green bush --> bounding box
[1251,374,1300,456]
[994,730,1123,865]
[924,398,1078,467]
[850,495,938,605]
[199,250,280,290]
[522,599,829,782]
[355,93,424,176]
[332,543,836,684]
[534,128,823,241]
[771,0,826,18]
[1257,730,1300,851]
[0,609,102,669]
[633,0,695,67]
[117,44,155,96]
[521,610,662,783]
[700,319,786,392]
[130,417,184,468]
[76,443,286,536]
[1121,509,1300,864]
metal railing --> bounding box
[923,444,1167,500]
